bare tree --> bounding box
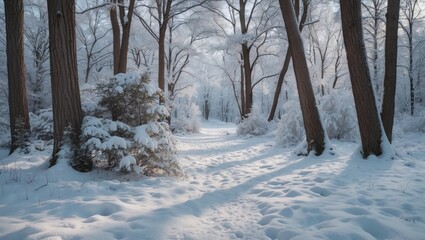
[4,0,30,154]
[135,0,206,103]
[340,0,383,158]
[380,0,400,143]
[77,0,112,83]
[399,0,423,115]
[279,0,326,155]
[362,0,387,97]
[24,3,50,112]
[47,0,84,166]
[309,7,339,96]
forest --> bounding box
[0,0,425,239]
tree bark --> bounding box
[110,0,135,74]
[340,0,382,158]
[268,0,308,121]
[279,0,325,155]
[4,0,30,154]
[110,1,121,75]
[380,0,400,143]
[157,0,172,103]
[239,0,252,117]
[117,0,135,73]
[47,0,83,165]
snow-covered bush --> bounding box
[276,100,305,146]
[170,102,201,134]
[97,72,166,126]
[318,92,358,141]
[276,92,358,147]
[76,72,181,176]
[237,108,269,136]
[395,108,425,135]
[30,109,54,142]
[77,116,181,176]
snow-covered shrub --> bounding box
[30,109,54,142]
[276,100,305,146]
[395,108,425,135]
[237,108,269,136]
[170,102,201,134]
[76,72,181,176]
[78,116,181,176]
[318,92,358,141]
[97,72,166,126]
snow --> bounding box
[1,120,425,239]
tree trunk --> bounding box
[340,0,382,158]
[117,0,135,73]
[4,0,30,154]
[381,0,400,143]
[47,0,83,165]
[239,0,253,117]
[268,0,308,121]
[110,1,120,75]
[157,0,172,104]
[158,25,166,97]
[242,43,252,116]
[279,0,325,155]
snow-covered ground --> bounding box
[0,120,424,240]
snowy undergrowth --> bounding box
[0,120,424,239]
[75,72,181,176]
[237,108,269,136]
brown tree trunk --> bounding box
[158,25,166,96]
[340,0,382,158]
[117,0,135,73]
[381,0,400,143]
[47,0,83,165]
[110,0,135,75]
[268,0,308,121]
[242,43,252,116]
[4,0,30,154]
[239,0,253,117]
[157,0,172,103]
[110,0,120,75]
[279,0,325,155]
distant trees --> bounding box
[76,0,112,83]
[399,0,423,115]
[4,0,30,154]
[47,0,83,165]
[340,0,383,158]
[24,2,50,112]
[279,0,326,155]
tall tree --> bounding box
[135,0,206,103]
[4,0,30,154]
[268,0,308,121]
[380,0,400,143]
[110,0,136,74]
[279,0,326,155]
[47,0,84,165]
[340,0,382,158]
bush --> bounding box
[276,100,305,146]
[170,102,201,134]
[318,92,358,141]
[30,109,54,143]
[237,108,269,136]
[76,73,182,176]
[97,72,166,126]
